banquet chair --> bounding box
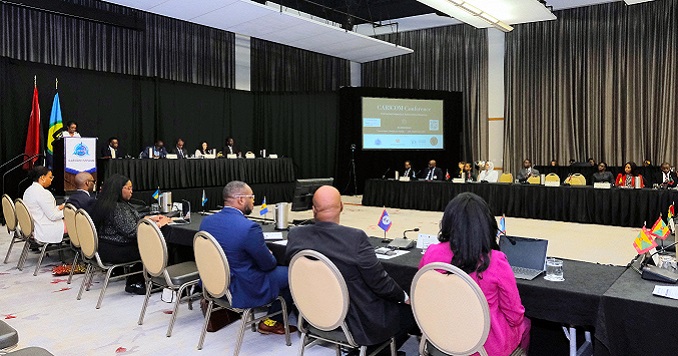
[498,173,513,183]
[566,173,587,186]
[411,262,525,356]
[193,231,291,355]
[136,218,200,337]
[13,198,70,276]
[2,194,22,264]
[0,319,54,356]
[75,208,142,309]
[289,249,396,356]
[62,203,80,284]
[526,176,541,184]
[545,173,560,185]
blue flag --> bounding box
[497,215,506,238]
[260,197,269,215]
[202,189,208,207]
[152,187,160,200]
[378,209,392,232]
[46,92,63,169]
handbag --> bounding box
[199,298,241,332]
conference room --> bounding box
[1,0,678,355]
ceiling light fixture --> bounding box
[417,0,514,32]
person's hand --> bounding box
[58,204,65,211]
[155,215,170,227]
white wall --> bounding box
[487,28,505,172]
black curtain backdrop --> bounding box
[0,57,336,198]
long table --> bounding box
[100,158,296,208]
[362,179,678,227]
[162,214,640,355]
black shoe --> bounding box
[125,282,146,295]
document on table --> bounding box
[376,250,409,260]
[652,285,678,300]
[263,232,284,241]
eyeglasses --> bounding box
[231,194,255,200]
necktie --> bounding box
[111,147,116,159]
[427,169,433,180]
[405,169,410,177]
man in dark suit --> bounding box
[286,186,416,352]
[659,162,678,188]
[402,160,417,179]
[422,159,443,181]
[222,137,240,157]
[140,139,168,159]
[200,181,295,335]
[100,137,123,159]
[517,158,540,183]
[66,172,96,213]
[170,138,188,158]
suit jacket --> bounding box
[99,145,123,159]
[199,207,280,309]
[222,145,239,156]
[170,146,189,158]
[422,167,443,181]
[66,190,96,213]
[286,222,406,346]
[658,171,678,187]
[22,182,64,243]
[140,146,168,159]
[591,171,614,184]
[402,167,417,179]
[516,167,539,182]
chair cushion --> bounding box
[306,324,350,344]
[164,261,199,286]
[0,320,18,349]
[6,346,54,356]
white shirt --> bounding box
[23,182,64,243]
[478,170,499,183]
[66,131,81,138]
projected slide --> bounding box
[362,97,444,150]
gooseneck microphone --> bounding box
[381,168,391,179]
[403,227,420,239]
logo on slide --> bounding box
[73,142,90,157]
[374,139,382,146]
[430,137,439,146]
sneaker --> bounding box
[257,318,297,335]
[125,282,146,295]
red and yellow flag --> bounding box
[633,227,657,254]
[651,215,670,240]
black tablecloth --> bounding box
[362,179,678,227]
[101,158,295,191]
[597,268,678,356]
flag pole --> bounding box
[34,75,36,87]
[55,78,58,90]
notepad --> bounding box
[653,285,678,300]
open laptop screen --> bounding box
[499,235,548,271]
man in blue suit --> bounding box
[199,180,295,335]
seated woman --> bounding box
[419,192,530,356]
[477,161,499,183]
[194,141,210,158]
[463,162,476,182]
[91,174,170,293]
[592,162,614,184]
[22,166,65,244]
[615,161,645,188]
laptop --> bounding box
[499,235,548,280]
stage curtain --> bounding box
[361,25,489,162]
[504,0,678,173]
[252,92,339,179]
[0,0,235,88]
[250,37,351,92]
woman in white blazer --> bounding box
[477,161,499,183]
[22,166,65,243]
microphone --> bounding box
[181,199,191,221]
[381,168,391,179]
[502,235,517,245]
[350,144,356,152]
[129,198,148,207]
[643,240,678,266]
[403,227,420,239]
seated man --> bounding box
[402,160,417,179]
[591,162,614,184]
[22,166,65,244]
[286,186,416,352]
[139,139,167,159]
[100,137,123,159]
[422,160,443,181]
[66,172,96,213]
[170,138,188,159]
[200,181,294,335]
[659,162,678,188]
[516,159,539,183]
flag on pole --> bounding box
[445,169,450,181]
[152,187,160,200]
[260,197,269,215]
[633,227,657,254]
[201,189,208,207]
[46,92,63,169]
[23,80,41,170]
[497,215,506,238]
[669,203,675,232]
[378,209,392,232]
[651,215,670,240]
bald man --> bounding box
[286,186,416,352]
[66,172,96,213]
[422,159,443,181]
